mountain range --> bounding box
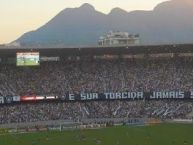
[14,0,193,46]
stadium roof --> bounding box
[0,44,193,57]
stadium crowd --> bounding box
[0,57,193,124]
[0,100,192,124]
[1,57,193,95]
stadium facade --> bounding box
[0,43,193,129]
[1,43,193,58]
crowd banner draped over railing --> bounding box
[1,91,193,104]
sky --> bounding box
[0,0,168,44]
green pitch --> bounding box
[0,123,193,145]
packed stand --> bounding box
[1,58,193,96]
[0,57,193,124]
[0,100,192,124]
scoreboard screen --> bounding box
[17,52,40,66]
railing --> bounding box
[0,119,74,129]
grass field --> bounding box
[0,123,193,145]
